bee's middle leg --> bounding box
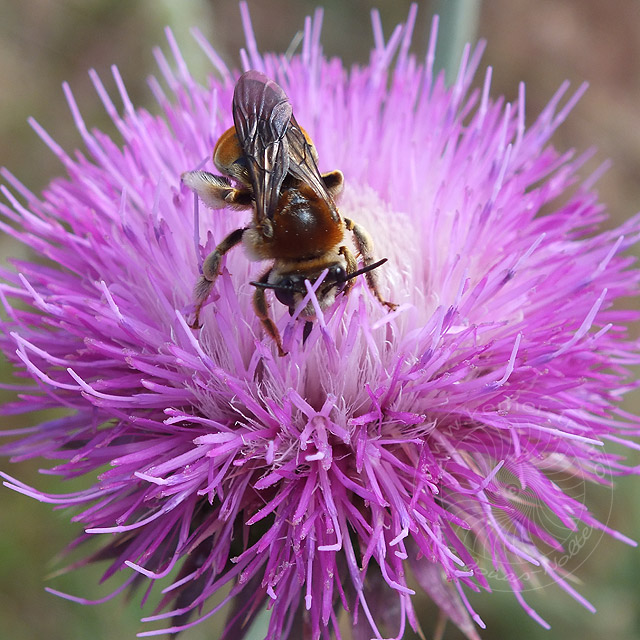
[191,227,247,328]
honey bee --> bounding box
[182,70,395,356]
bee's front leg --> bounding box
[253,269,287,357]
[338,245,358,296]
[192,227,247,328]
[344,217,397,310]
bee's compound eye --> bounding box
[329,265,347,292]
[273,277,299,308]
[332,266,346,282]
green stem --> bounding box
[431,0,482,85]
[244,606,272,639]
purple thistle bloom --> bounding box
[2,4,640,639]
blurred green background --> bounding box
[1,1,639,639]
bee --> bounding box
[182,70,395,356]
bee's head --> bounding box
[268,263,348,315]
[251,259,388,316]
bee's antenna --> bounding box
[339,258,388,283]
[250,258,389,293]
[250,281,307,294]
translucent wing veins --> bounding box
[232,70,292,222]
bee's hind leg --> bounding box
[191,227,247,328]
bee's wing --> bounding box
[286,116,340,223]
[232,70,292,222]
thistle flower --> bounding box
[2,5,640,640]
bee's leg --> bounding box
[253,269,287,357]
[302,321,313,344]
[344,218,397,310]
[338,245,358,296]
[182,171,252,209]
[192,227,247,328]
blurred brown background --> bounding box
[1,1,639,639]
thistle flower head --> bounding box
[2,5,640,640]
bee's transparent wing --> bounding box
[232,70,292,223]
[286,115,340,223]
